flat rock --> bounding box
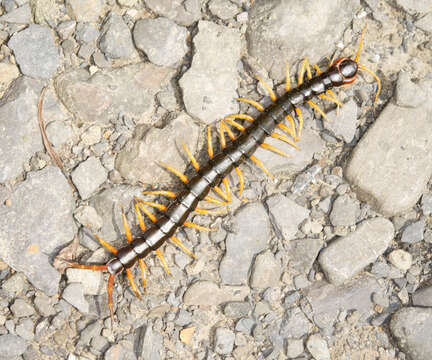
[66,0,104,22]
[179,21,240,124]
[306,334,330,360]
[415,12,432,33]
[214,328,235,355]
[133,17,188,68]
[0,77,43,183]
[253,128,324,175]
[395,72,425,108]
[394,0,432,15]
[98,12,135,59]
[66,268,106,295]
[401,219,425,243]
[346,92,432,216]
[412,286,432,307]
[55,63,174,125]
[0,166,75,295]
[0,334,28,358]
[8,25,59,79]
[0,4,32,23]
[390,307,432,360]
[144,0,201,26]
[219,203,271,285]
[0,63,20,93]
[266,194,309,241]
[286,238,323,274]
[250,250,281,289]
[279,307,313,339]
[115,112,199,186]
[329,194,360,227]
[304,274,384,327]
[318,218,394,284]
[247,0,361,81]
[183,281,248,306]
[324,99,358,143]
[62,283,90,313]
[71,157,107,199]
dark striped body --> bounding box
[106,59,356,276]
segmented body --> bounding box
[106,58,358,275]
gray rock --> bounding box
[183,281,247,306]
[324,99,358,143]
[214,328,235,355]
[8,25,59,79]
[346,100,432,216]
[235,318,255,335]
[144,0,201,26]
[34,294,55,316]
[247,0,361,81]
[287,238,323,274]
[306,334,330,360]
[223,302,250,319]
[71,157,107,199]
[318,218,394,284]
[57,20,77,39]
[45,120,74,147]
[2,273,28,294]
[219,203,271,284]
[55,63,174,125]
[209,0,239,20]
[304,275,384,327]
[329,194,359,227]
[0,77,43,183]
[10,299,35,317]
[396,72,426,108]
[80,125,101,146]
[77,321,103,347]
[412,286,432,307]
[133,18,188,68]
[15,318,34,341]
[0,334,28,358]
[66,268,105,295]
[390,307,432,360]
[62,283,89,314]
[280,307,313,339]
[31,0,61,26]
[415,12,432,33]
[253,128,324,174]
[175,309,192,326]
[139,324,163,360]
[115,113,199,186]
[388,249,412,271]
[75,23,99,43]
[0,167,75,295]
[74,205,103,232]
[286,338,304,358]
[401,219,425,243]
[179,21,240,124]
[421,193,432,215]
[291,164,321,194]
[394,0,431,15]
[99,12,135,59]
[266,194,309,241]
[66,0,104,22]
[0,4,31,23]
[250,250,281,289]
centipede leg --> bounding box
[225,114,254,123]
[182,141,200,172]
[285,60,291,92]
[235,167,244,197]
[170,235,196,258]
[249,155,273,179]
[256,75,277,102]
[155,248,171,275]
[236,97,264,112]
[271,132,300,150]
[295,107,303,138]
[261,143,290,157]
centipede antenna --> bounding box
[225,114,254,122]
[307,100,330,122]
[285,60,291,91]
[250,155,273,179]
[68,262,108,271]
[107,274,115,326]
[235,167,244,197]
[256,75,277,102]
[355,21,368,63]
[182,141,200,172]
[261,143,290,158]
[236,97,265,112]
[159,162,188,184]
[357,63,381,113]
[271,132,300,150]
[143,190,177,198]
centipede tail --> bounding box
[68,26,381,324]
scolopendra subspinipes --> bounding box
[66,24,381,325]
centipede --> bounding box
[67,24,381,324]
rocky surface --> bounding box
[0,1,430,359]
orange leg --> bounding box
[235,167,244,197]
[207,126,214,160]
[250,155,273,179]
[170,235,196,259]
[159,162,188,183]
[142,190,176,198]
[271,132,300,150]
[256,75,277,102]
[225,114,254,122]
[260,143,290,157]
[236,97,264,112]
[184,221,215,232]
[182,141,200,172]
[155,249,170,275]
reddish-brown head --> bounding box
[332,57,358,84]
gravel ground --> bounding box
[0,0,431,359]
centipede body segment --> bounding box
[68,26,380,323]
